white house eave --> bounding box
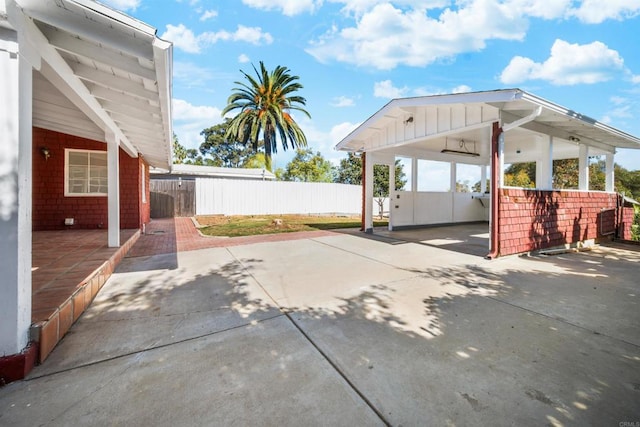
[12,0,174,169]
[518,91,640,150]
[336,88,640,154]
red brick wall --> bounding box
[32,128,148,231]
[498,188,618,256]
[620,207,635,240]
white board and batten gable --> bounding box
[336,89,640,165]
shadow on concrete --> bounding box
[335,223,490,257]
[9,240,639,426]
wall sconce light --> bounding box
[568,136,580,143]
[41,147,51,160]
[404,116,414,125]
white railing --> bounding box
[196,178,362,216]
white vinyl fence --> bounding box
[196,178,362,216]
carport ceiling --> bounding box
[18,0,173,169]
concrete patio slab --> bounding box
[0,316,382,426]
[1,230,639,426]
[31,247,281,376]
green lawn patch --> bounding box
[196,215,387,237]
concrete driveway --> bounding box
[1,229,639,426]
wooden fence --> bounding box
[195,178,361,216]
[150,180,195,218]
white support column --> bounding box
[498,133,505,188]
[480,165,487,193]
[578,144,589,191]
[536,136,553,190]
[450,162,457,192]
[364,152,374,233]
[411,157,417,193]
[605,153,615,193]
[0,26,34,356]
[388,162,395,231]
[107,131,120,247]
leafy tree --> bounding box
[456,180,471,193]
[472,179,490,193]
[243,152,267,169]
[552,159,579,189]
[335,153,406,195]
[222,61,311,172]
[335,153,407,217]
[282,149,334,182]
[172,133,188,164]
[199,119,257,168]
[504,162,536,188]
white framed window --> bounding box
[141,163,147,203]
[65,149,108,196]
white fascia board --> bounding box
[152,36,173,169]
[16,11,137,156]
[68,0,156,35]
[16,0,154,60]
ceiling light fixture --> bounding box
[441,138,480,157]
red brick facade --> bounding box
[620,207,635,241]
[497,188,621,256]
[32,127,150,231]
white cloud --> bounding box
[238,54,251,63]
[568,0,640,23]
[374,80,409,98]
[200,9,218,21]
[331,121,360,145]
[161,24,202,53]
[632,75,640,84]
[452,84,472,94]
[307,2,527,70]
[161,24,273,54]
[307,0,640,70]
[500,39,624,85]
[242,0,321,16]
[101,0,140,11]
[173,99,223,149]
[330,96,356,107]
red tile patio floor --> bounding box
[31,217,339,362]
[31,228,140,362]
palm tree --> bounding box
[222,61,310,172]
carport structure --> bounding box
[336,89,640,257]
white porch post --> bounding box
[498,133,505,188]
[578,144,589,191]
[106,131,120,247]
[388,162,395,231]
[536,136,553,190]
[364,152,374,233]
[0,24,35,355]
[450,162,457,192]
[480,165,487,193]
[605,153,615,193]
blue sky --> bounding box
[104,0,640,172]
